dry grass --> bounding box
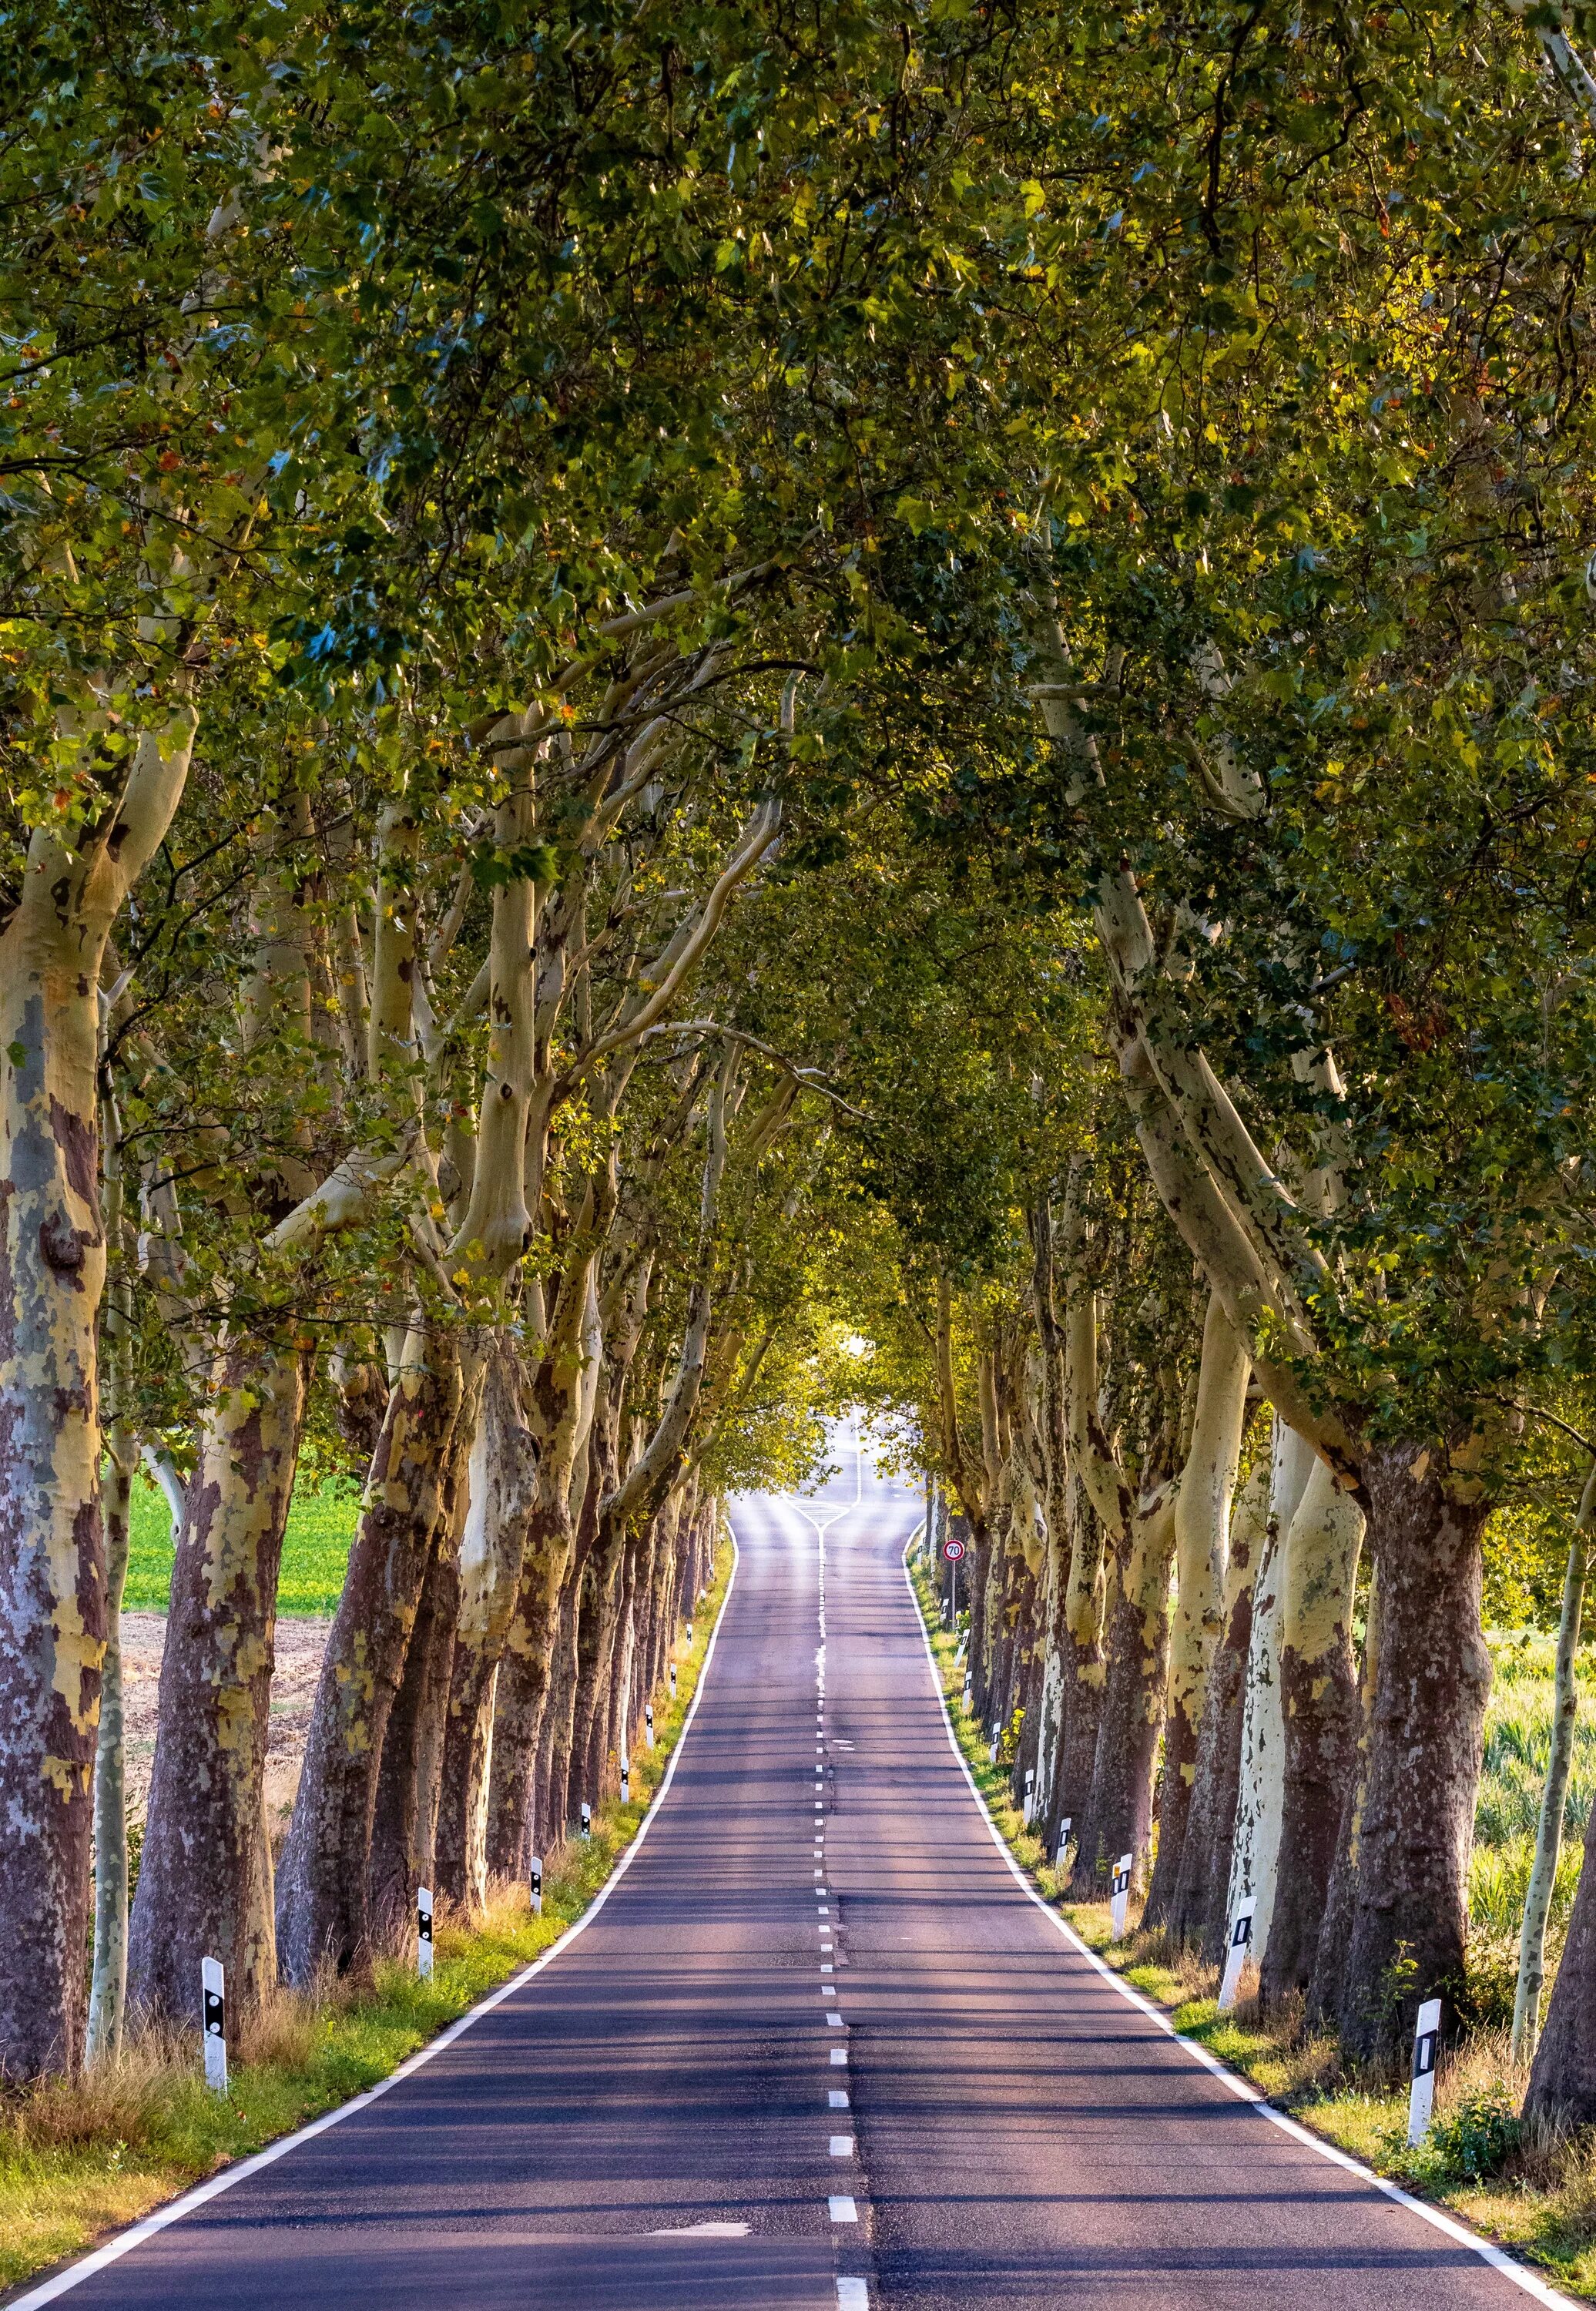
[1,2024,193,2155]
[904,1548,1596,2296]
[0,1538,736,2301]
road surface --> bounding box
[22,1449,1561,2310]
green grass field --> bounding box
[1468,1631,1596,2001]
[125,1471,361,1616]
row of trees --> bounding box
[13,0,1596,2137]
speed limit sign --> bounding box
[943,1536,966,1562]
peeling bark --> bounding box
[1262,1459,1364,2004]
[1310,1565,1380,2028]
[0,706,196,2075]
[1169,1457,1268,1956]
[1327,1449,1490,2064]
[1146,1296,1249,1927]
[485,1504,574,1879]
[276,1327,471,1983]
[1071,1484,1178,1893]
[366,1491,461,1944]
[1228,1420,1313,1964]
[129,1341,313,2022]
[435,1359,538,1908]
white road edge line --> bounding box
[8,1541,745,2311]
[900,1536,1579,2311]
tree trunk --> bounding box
[1261,1459,1364,2004]
[434,1361,538,1909]
[966,1522,994,1719]
[1327,1447,1490,2065]
[1031,1516,1069,1834]
[1071,1488,1177,1895]
[1527,1746,1596,2121]
[276,1327,470,1983]
[366,1508,461,1944]
[537,1555,584,1851]
[1514,1466,1595,2064]
[485,1501,575,1879]
[1169,1457,1268,1957]
[1044,1476,1107,1861]
[128,1343,312,2024]
[87,1432,135,2064]
[1226,1420,1313,1961]
[0,708,195,2078]
[1146,1298,1249,1928]
[568,1511,627,1821]
[1310,1565,1380,2028]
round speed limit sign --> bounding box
[942,1536,966,1563]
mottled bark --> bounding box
[367,1502,461,1944]
[568,1510,625,1820]
[0,707,195,2075]
[1146,1297,1249,1928]
[1227,1420,1313,1961]
[276,1328,470,1982]
[537,1559,583,1850]
[1262,1460,1364,2004]
[485,1504,573,1878]
[1326,1448,1490,2064]
[1169,1457,1268,1957]
[967,1524,997,1723]
[1310,1565,1380,2028]
[435,1360,538,1909]
[129,1342,312,2022]
[1071,1487,1178,1894]
[1043,1476,1107,1860]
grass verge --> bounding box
[125,1472,361,1615]
[905,1543,1596,2304]
[0,1535,735,2302]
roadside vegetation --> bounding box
[16,6,1596,2286]
[0,1544,731,2296]
[909,1549,1596,2299]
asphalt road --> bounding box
[22,1449,1562,2311]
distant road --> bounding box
[26,1453,1561,2310]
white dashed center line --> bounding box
[830,2135,854,2157]
[828,2195,858,2223]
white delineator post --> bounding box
[417,1886,434,1979]
[530,1855,543,1917]
[1408,1998,1442,2145]
[669,1663,678,1700]
[620,1756,631,1804]
[645,1702,656,1750]
[1217,1895,1258,2012]
[686,1619,694,1647]
[1023,1769,1036,1826]
[201,1956,226,2094]
[580,1799,592,1839]
[1055,1819,1072,1870]
[1110,1853,1133,1940]
[989,1723,1001,1765]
